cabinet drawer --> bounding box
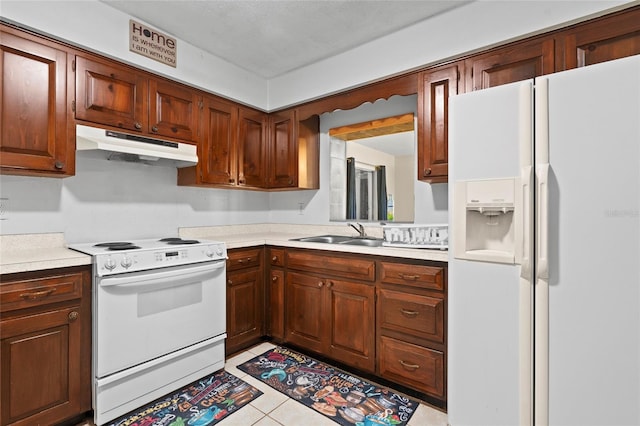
[380,262,444,291]
[227,248,263,271]
[269,248,285,267]
[378,336,445,399]
[0,272,83,312]
[286,250,375,281]
[378,289,444,344]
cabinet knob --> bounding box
[288,179,293,185]
[238,178,246,184]
[229,178,236,183]
[151,126,159,133]
[54,161,64,170]
[68,311,79,322]
[134,122,142,130]
[272,276,278,282]
[326,281,334,288]
[423,168,432,176]
[227,279,233,285]
[317,281,324,288]
[272,256,279,263]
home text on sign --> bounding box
[129,19,177,68]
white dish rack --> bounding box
[382,224,448,250]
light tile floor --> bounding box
[220,342,448,426]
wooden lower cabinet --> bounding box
[267,248,285,342]
[378,335,445,399]
[284,249,376,373]
[226,247,264,356]
[0,266,91,426]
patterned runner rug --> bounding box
[106,370,262,426]
[238,346,418,426]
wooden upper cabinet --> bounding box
[560,7,640,70]
[75,56,147,133]
[417,63,460,183]
[238,107,267,187]
[197,95,238,186]
[466,38,555,91]
[0,28,74,177]
[76,55,198,144]
[148,78,199,142]
[267,110,297,188]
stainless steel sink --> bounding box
[290,235,384,247]
[290,235,353,244]
[338,238,384,247]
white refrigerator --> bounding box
[448,54,640,425]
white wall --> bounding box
[0,152,269,242]
[0,0,269,109]
[1,1,632,109]
[269,1,634,109]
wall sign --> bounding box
[129,19,177,67]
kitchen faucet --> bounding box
[348,222,366,237]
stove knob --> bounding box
[104,258,117,271]
[205,248,215,258]
[215,246,224,256]
[121,256,133,269]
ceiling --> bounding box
[100,0,472,79]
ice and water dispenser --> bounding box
[453,178,523,264]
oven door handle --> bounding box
[98,260,225,288]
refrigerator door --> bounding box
[449,80,534,425]
[534,55,640,425]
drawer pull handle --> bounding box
[400,308,419,317]
[20,288,56,300]
[399,360,420,371]
[399,274,419,281]
[68,311,79,322]
[237,258,252,264]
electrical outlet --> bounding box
[298,202,304,215]
[0,198,8,220]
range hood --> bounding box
[76,124,198,167]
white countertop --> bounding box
[180,224,449,263]
[0,233,92,275]
[0,224,448,275]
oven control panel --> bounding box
[93,243,226,276]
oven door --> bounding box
[95,260,226,378]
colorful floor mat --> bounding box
[237,346,418,426]
[106,370,262,426]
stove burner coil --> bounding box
[160,238,201,245]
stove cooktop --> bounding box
[69,237,227,276]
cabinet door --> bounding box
[560,7,640,70]
[268,269,285,341]
[199,96,238,185]
[267,110,297,188]
[0,31,73,176]
[148,78,199,142]
[285,272,326,353]
[0,306,82,426]
[75,56,147,132]
[226,269,263,355]
[417,64,460,182]
[466,38,555,91]
[326,279,375,372]
[238,107,267,187]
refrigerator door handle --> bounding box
[536,163,549,280]
[520,165,533,279]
